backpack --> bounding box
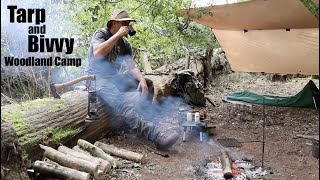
[171,70,206,107]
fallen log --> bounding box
[77,139,122,168]
[1,90,127,162]
[57,145,111,174]
[39,144,103,179]
[33,161,90,180]
[94,141,147,164]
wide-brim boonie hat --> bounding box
[107,10,136,28]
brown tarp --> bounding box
[185,0,319,75]
[186,0,319,30]
[213,28,319,75]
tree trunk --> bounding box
[33,161,90,180]
[203,48,214,89]
[140,51,153,73]
[182,46,191,69]
[1,91,128,162]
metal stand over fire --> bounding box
[182,121,206,141]
[261,97,266,169]
[218,97,267,170]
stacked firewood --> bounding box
[33,139,146,180]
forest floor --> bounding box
[101,73,319,180]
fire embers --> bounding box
[206,158,267,180]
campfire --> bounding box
[206,160,267,180]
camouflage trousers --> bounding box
[94,74,156,141]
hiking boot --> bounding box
[153,129,179,150]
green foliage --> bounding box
[71,0,218,68]
[2,0,219,101]
[300,0,319,19]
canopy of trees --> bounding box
[1,0,219,101]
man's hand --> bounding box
[115,26,129,38]
[137,79,148,96]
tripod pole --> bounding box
[262,97,266,169]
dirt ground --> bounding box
[100,73,319,180]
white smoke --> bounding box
[2,0,80,57]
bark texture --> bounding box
[40,144,99,177]
[1,119,30,180]
[77,139,122,168]
[1,91,127,162]
[33,161,90,180]
[94,141,147,164]
[57,145,111,174]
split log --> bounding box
[77,139,122,168]
[94,141,147,164]
[33,161,90,180]
[220,150,233,179]
[57,145,111,173]
[39,144,103,178]
[72,145,92,155]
